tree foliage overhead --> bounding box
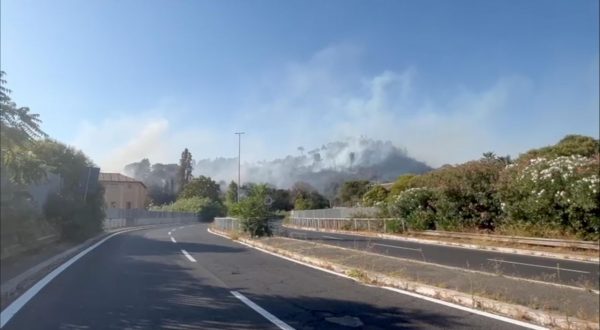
[0,71,48,183]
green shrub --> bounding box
[497,155,599,240]
[387,187,438,230]
[153,196,225,221]
[44,185,105,242]
[362,185,389,206]
[229,184,272,237]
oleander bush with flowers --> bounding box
[383,135,599,240]
[497,155,599,240]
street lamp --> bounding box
[235,132,245,202]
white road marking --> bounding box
[487,259,590,274]
[168,231,172,235]
[374,243,422,252]
[171,237,177,243]
[231,291,295,330]
[207,228,546,330]
[0,226,156,328]
[181,249,196,262]
[322,235,342,240]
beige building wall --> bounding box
[101,181,148,209]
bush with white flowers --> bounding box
[498,155,599,239]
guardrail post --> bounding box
[367,219,371,232]
[317,218,321,231]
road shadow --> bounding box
[3,253,488,329]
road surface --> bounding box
[2,224,537,329]
[282,226,599,288]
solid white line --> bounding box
[487,259,590,274]
[374,243,422,252]
[0,226,153,328]
[380,286,547,330]
[230,291,295,330]
[171,237,177,243]
[207,228,546,330]
[181,249,196,262]
[322,235,342,240]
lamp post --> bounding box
[235,132,245,202]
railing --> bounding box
[287,217,396,232]
[213,217,241,232]
[290,207,378,219]
[103,208,199,230]
[287,217,599,251]
[212,217,285,235]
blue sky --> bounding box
[2,0,598,171]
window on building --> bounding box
[110,201,117,208]
[126,201,132,209]
[127,183,132,189]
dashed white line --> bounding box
[487,259,590,274]
[181,249,196,262]
[322,235,342,240]
[374,243,422,252]
[171,237,177,243]
[168,231,172,235]
[231,291,295,330]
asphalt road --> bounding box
[281,226,600,288]
[2,223,536,329]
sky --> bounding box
[2,0,598,171]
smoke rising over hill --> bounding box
[124,137,432,198]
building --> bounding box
[99,173,148,209]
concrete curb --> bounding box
[283,224,600,264]
[210,228,598,330]
[0,224,161,310]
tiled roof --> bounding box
[99,173,145,187]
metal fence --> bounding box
[287,217,396,232]
[103,208,199,230]
[213,217,241,232]
[212,217,287,235]
[290,207,378,219]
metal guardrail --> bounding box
[103,208,199,230]
[213,217,241,232]
[421,230,599,250]
[288,217,599,251]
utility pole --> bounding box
[235,132,245,202]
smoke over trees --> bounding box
[124,137,432,204]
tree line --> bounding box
[1,72,105,243]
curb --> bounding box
[210,228,598,330]
[282,224,600,264]
[0,224,161,310]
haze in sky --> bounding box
[2,0,598,171]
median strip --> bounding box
[209,227,599,330]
